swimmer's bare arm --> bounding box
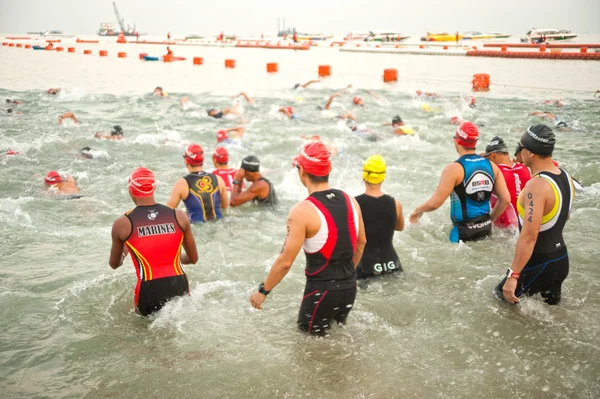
[230,179,266,207]
[324,93,341,110]
[350,196,366,268]
[216,175,229,210]
[166,178,188,209]
[395,200,405,231]
[502,180,546,304]
[250,204,307,309]
[490,163,510,221]
[109,215,131,269]
[366,90,380,100]
[278,107,292,119]
[410,163,461,223]
[176,209,199,265]
[229,126,246,139]
[301,80,320,89]
[59,112,79,124]
[236,92,255,104]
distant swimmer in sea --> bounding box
[409,122,511,243]
[416,90,441,98]
[230,155,278,207]
[320,92,356,120]
[47,88,61,95]
[347,120,379,141]
[300,135,339,156]
[217,126,246,144]
[109,167,199,316]
[6,108,24,115]
[153,87,168,97]
[496,124,575,305]
[352,90,380,107]
[383,115,415,136]
[44,171,83,199]
[58,112,79,126]
[355,155,404,279]
[278,106,298,120]
[544,99,565,107]
[207,104,241,119]
[529,111,572,132]
[595,90,600,97]
[468,96,476,109]
[293,79,320,90]
[77,147,94,159]
[6,99,22,105]
[212,147,242,191]
[249,142,366,336]
[234,92,256,105]
[95,125,124,140]
[166,144,229,223]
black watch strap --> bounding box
[258,282,270,296]
[232,180,241,185]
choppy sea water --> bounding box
[1,38,599,398]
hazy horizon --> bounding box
[1,0,598,36]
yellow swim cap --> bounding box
[296,96,304,102]
[362,155,386,184]
[421,103,431,111]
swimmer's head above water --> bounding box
[519,124,555,157]
[183,144,204,166]
[454,121,479,150]
[128,167,156,198]
[212,147,229,165]
[153,87,164,96]
[79,147,93,159]
[392,115,403,126]
[353,96,364,106]
[44,171,63,185]
[111,125,124,136]
[362,155,387,185]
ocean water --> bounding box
[1,35,599,398]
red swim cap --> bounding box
[353,96,362,105]
[216,130,229,143]
[286,106,294,114]
[213,146,229,164]
[454,121,479,148]
[184,144,204,165]
[128,167,156,197]
[5,149,18,156]
[450,116,462,125]
[45,171,62,185]
[293,142,332,177]
[416,90,423,96]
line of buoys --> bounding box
[6,36,31,40]
[76,38,99,44]
[68,47,75,53]
[118,52,127,58]
[318,65,332,77]
[466,50,600,60]
[193,57,204,65]
[340,47,468,56]
[225,59,236,68]
[99,50,108,57]
[383,68,398,83]
[84,50,92,55]
[266,62,278,73]
[472,74,491,92]
[484,43,600,49]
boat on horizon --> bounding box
[520,28,578,43]
[26,30,75,38]
[421,32,463,42]
[98,2,141,37]
[462,31,511,40]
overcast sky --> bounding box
[1,0,598,36]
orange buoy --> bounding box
[118,52,127,58]
[472,73,491,92]
[139,53,148,60]
[581,47,588,53]
[99,50,108,57]
[25,44,31,49]
[116,32,127,44]
[2,42,7,46]
[225,59,236,68]
[318,65,331,77]
[55,47,64,52]
[443,45,449,50]
[501,46,507,52]
[540,45,546,52]
[9,43,15,47]
[16,43,23,48]
[163,55,174,62]
[84,49,92,55]
[193,57,204,65]
[419,44,425,49]
[266,62,278,73]
[383,68,398,83]
[395,44,400,48]
[356,43,361,47]
[375,45,380,48]
[68,47,75,53]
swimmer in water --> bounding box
[7,108,24,115]
[293,79,320,90]
[44,171,83,199]
[95,125,124,140]
[109,167,199,316]
[212,147,241,191]
[595,90,600,97]
[230,156,278,207]
[544,99,565,107]
[347,120,380,142]
[416,90,441,98]
[320,93,356,120]
[47,88,61,95]
[278,106,297,120]
[409,122,511,243]
[58,112,79,126]
[153,87,167,97]
[468,96,476,109]
[6,99,22,105]
[352,90,380,107]
[217,126,246,144]
[207,104,241,119]
[383,115,415,136]
[78,147,94,159]
[234,92,255,105]
[355,155,404,279]
[529,111,572,132]
[300,135,339,156]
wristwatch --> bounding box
[232,180,241,185]
[505,268,520,280]
[258,282,271,296]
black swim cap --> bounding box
[294,83,300,89]
[79,147,93,159]
[111,125,124,135]
[7,108,13,113]
[485,136,508,155]
[241,155,260,172]
[520,124,555,156]
[514,144,523,156]
[392,115,403,124]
